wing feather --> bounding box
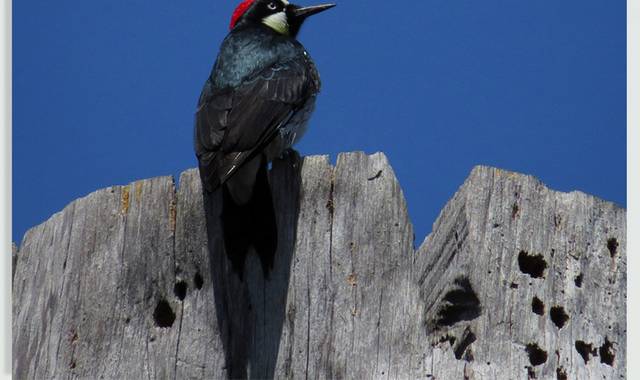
[194,55,319,192]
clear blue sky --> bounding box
[13,1,626,245]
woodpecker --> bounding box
[194,0,335,278]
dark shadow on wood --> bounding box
[204,152,302,379]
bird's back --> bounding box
[195,24,320,191]
[209,25,309,89]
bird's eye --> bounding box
[267,2,278,10]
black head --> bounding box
[230,0,335,37]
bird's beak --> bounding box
[292,3,336,19]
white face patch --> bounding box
[262,11,289,35]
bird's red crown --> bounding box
[230,0,256,30]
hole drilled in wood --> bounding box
[556,367,567,380]
[153,299,176,328]
[599,337,615,366]
[194,272,204,290]
[435,277,481,327]
[531,297,545,315]
[550,306,569,329]
[174,281,187,301]
[453,327,476,361]
[525,343,547,366]
[607,238,618,258]
[575,340,595,363]
[574,273,583,288]
[518,251,547,279]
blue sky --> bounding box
[13,1,625,245]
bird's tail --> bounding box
[221,158,277,280]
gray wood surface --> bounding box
[13,152,626,379]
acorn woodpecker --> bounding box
[194,0,335,278]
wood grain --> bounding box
[13,153,626,379]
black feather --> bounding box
[221,157,277,279]
[194,23,321,278]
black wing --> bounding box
[194,55,319,192]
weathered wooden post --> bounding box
[12,152,625,379]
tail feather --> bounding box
[221,159,277,279]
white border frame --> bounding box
[1,0,11,377]
[628,0,638,377]
[0,1,634,379]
